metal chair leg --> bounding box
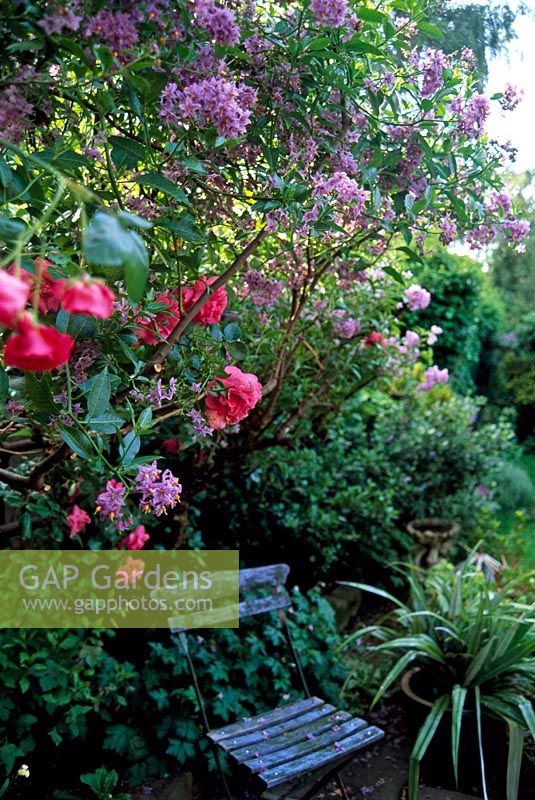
[296,755,356,800]
[335,773,351,800]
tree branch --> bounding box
[144,226,268,376]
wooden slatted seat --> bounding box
[175,564,384,800]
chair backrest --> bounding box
[170,563,291,633]
[238,563,291,619]
[174,562,311,737]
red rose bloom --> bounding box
[62,280,116,319]
[205,365,262,429]
[180,276,228,325]
[9,258,66,315]
[135,292,180,345]
[0,270,30,327]
[118,525,150,551]
[163,437,181,454]
[363,331,386,348]
[4,314,74,372]
[67,505,91,538]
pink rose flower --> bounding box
[67,504,91,538]
[0,269,30,327]
[363,331,386,348]
[62,279,116,319]
[404,284,431,311]
[205,365,262,429]
[9,258,66,315]
[180,276,228,325]
[163,437,181,454]
[4,313,74,372]
[135,292,180,345]
[118,525,150,550]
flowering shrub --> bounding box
[0,0,528,545]
[186,388,516,586]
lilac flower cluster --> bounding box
[502,218,530,243]
[310,0,348,27]
[418,365,449,392]
[0,86,33,144]
[420,49,447,98]
[244,269,283,307]
[487,191,511,215]
[245,33,273,58]
[147,378,178,408]
[439,214,457,244]
[70,341,101,383]
[266,208,291,233]
[113,299,130,325]
[313,172,370,212]
[500,83,523,112]
[53,392,82,426]
[40,5,81,35]
[452,94,490,139]
[404,284,431,311]
[465,223,498,250]
[135,462,182,516]
[188,409,214,437]
[194,0,240,45]
[85,10,139,56]
[161,77,256,138]
[334,316,360,339]
[7,399,24,417]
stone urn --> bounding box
[407,518,460,567]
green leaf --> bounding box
[83,213,149,299]
[343,38,383,57]
[518,699,535,740]
[86,368,111,419]
[210,324,224,342]
[80,767,118,796]
[119,430,141,466]
[396,245,424,265]
[25,373,57,414]
[0,367,9,408]
[108,135,146,166]
[137,407,153,429]
[0,215,25,241]
[506,724,524,800]
[223,323,242,342]
[58,426,94,460]
[116,210,153,230]
[409,695,449,800]
[357,8,387,23]
[451,685,467,786]
[371,651,418,707]
[475,686,489,800]
[103,724,132,755]
[418,21,445,40]
[55,310,98,339]
[125,251,149,303]
[0,743,23,773]
[383,266,405,285]
[135,172,191,205]
[155,216,206,242]
[87,412,124,434]
[226,341,248,360]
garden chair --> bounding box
[174,563,384,800]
